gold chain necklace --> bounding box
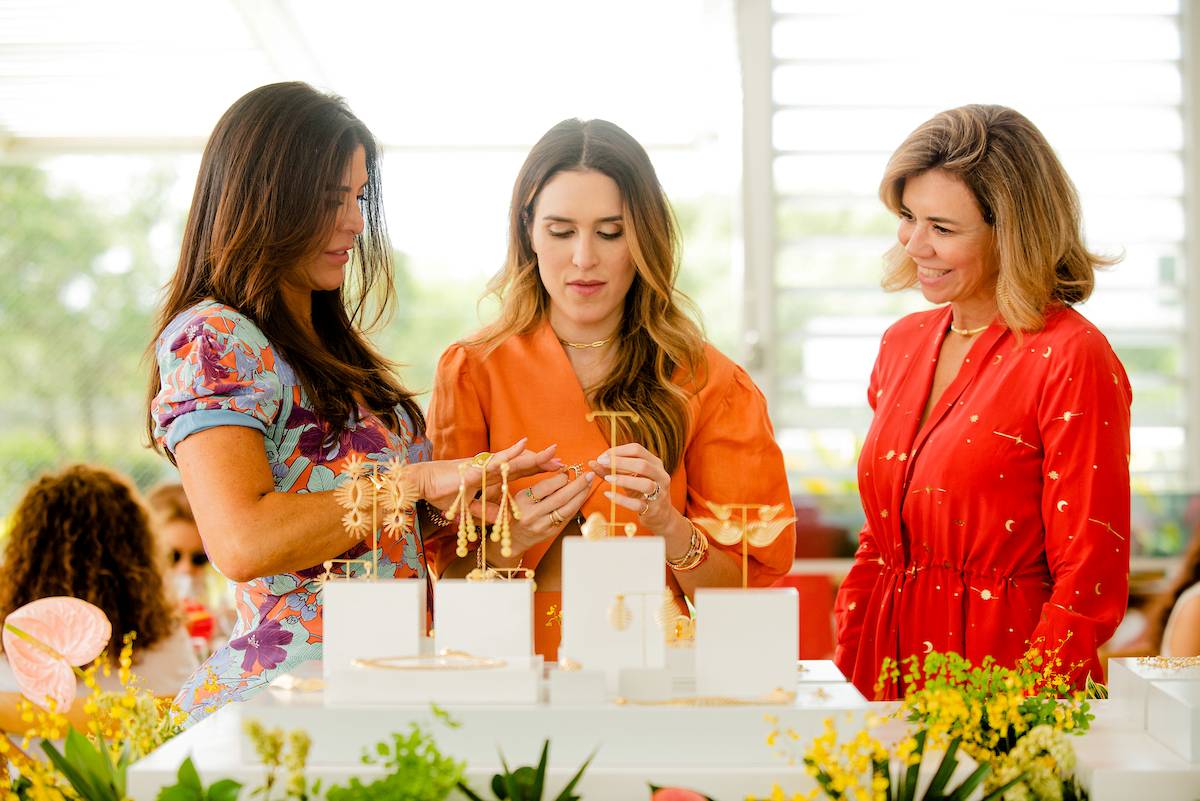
[558,337,612,349]
[949,323,989,336]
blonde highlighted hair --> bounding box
[472,119,706,473]
[879,104,1115,331]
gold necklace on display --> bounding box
[558,336,612,350]
[949,323,989,336]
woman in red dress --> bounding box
[834,105,1132,698]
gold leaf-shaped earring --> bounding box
[608,594,632,631]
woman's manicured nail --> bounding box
[597,454,610,465]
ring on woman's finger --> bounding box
[525,487,543,504]
[638,500,650,516]
[643,482,661,502]
[470,451,493,468]
[562,463,585,481]
[549,508,566,526]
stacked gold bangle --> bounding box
[667,520,709,571]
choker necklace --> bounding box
[558,336,612,350]
[949,323,989,336]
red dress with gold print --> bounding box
[834,304,1132,699]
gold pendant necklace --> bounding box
[558,337,612,349]
[949,323,989,336]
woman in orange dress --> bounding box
[834,105,1132,698]
[428,119,796,661]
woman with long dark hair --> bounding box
[148,82,555,723]
[428,119,795,660]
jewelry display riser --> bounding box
[127,679,1200,801]
[561,537,668,690]
[235,676,867,768]
[325,656,543,706]
[1106,656,1200,764]
[694,587,798,697]
[433,579,534,658]
[1075,703,1200,801]
[321,581,425,679]
[1106,657,1200,730]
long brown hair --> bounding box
[0,465,177,662]
[879,104,1116,332]
[146,81,423,451]
[1144,532,1200,652]
[474,119,706,473]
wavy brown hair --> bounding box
[473,119,706,473]
[146,81,423,453]
[0,465,176,663]
[879,104,1116,332]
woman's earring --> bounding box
[607,594,632,631]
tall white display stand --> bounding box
[434,578,534,657]
[561,536,666,689]
[322,580,425,680]
[695,587,798,698]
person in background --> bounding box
[835,105,1132,698]
[0,464,198,707]
[147,82,556,725]
[1141,532,1200,657]
[145,482,231,655]
[428,118,795,661]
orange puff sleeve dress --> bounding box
[834,305,1132,699]
[428,320,796,660]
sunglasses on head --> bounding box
[170,549,210,568]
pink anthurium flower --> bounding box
[2,597,112,711]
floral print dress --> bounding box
[152,300,429,724]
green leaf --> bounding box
[456,780,487,801]
[157,785,200,801]
[42,738,107,801]
[178,756,203,795]
[206,778,244,801]
[492,771,510,800]
[978,771,1025,801]
[947,763,991,801]
[532,740,549,799]
[552,749,595,801]
[925,737,961,797]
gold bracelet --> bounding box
[352,649,506,671]
[667,520,709,571]
[419,499,452,528]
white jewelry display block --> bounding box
[695,587,798,698]
[322,580,425,679]
[325,655,543,706]
[548,668,606,707]
[561,537,666,688]
[434,579,533,657]
[1148,681,1200,763]
[618,667,672,702]
[1107,658,1200,729]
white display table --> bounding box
[127,660,1200,801]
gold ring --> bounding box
[639,500,650,516]
[562,463,584,481]
[470,451,493,468]
[525,487,542,504]
[549,508,565,526]
[643,482,661,502]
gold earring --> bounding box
[608,594,632,631]
[496,462,518,558]
[449,464,477,558]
